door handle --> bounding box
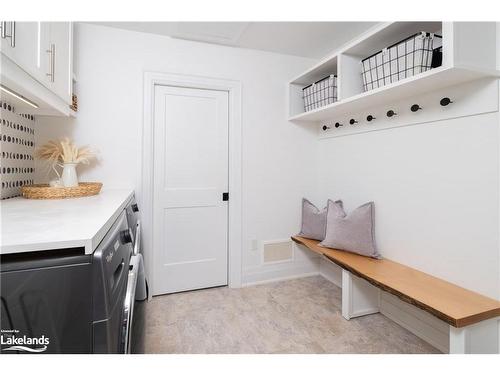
[222,192,229,201]
[121,260,138,354]
[46,43,55,82]
[133,221,141,256]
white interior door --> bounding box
[153,85,229,295]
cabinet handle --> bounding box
[1,21,15,47]
[46,43,55,82]
[10,21,15,47]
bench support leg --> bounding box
[449,326,467,354]
[342,269,380,320]
[449,318,499,354]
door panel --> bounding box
[153,85,229,295]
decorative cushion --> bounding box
[298,198,328,241]
[320,200,380,259]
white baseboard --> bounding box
[242,271,320,287]
[242,256,320,286]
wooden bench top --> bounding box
[292,235,500,328]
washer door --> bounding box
[120,256,139,353]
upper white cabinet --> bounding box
[39,22,73,104]
[288,22,500,123]
[0,21,74,116]
[0,22,39,78]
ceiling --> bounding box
[91,22,379,59]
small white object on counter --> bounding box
[49,179,63,187]
[0,189,134,255]
[61,163,79,187]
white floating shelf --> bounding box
[288,22,499,125]
[289,66,500,123]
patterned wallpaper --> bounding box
[0,100,35,199]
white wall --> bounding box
[316,76,500,352]
[35,23,319,285]
[317,100,500,300]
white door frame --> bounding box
[141,71,242,294]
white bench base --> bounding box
[449,319,499,354]
[341,269,380,319]
[341,268,500,354]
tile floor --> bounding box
[133,276,440,354]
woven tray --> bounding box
[21,182,103,199]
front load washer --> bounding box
[0,210,134,354]
[91,210,133,353]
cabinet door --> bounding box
[0,22,40,78]
[49,22,72,104]
[39,22,72,105]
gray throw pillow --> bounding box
[298,198,327,241]
[299,198,342,241]
[320,200,380,259]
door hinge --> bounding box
[222,192,229,201]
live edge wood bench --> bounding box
[291,235,500,354]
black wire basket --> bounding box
[302,75,338,112]
[361,31,442,92]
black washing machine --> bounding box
[1,210,135,354]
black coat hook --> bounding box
[440,97,453,106]
[366,115,376,122]
[349,119,358,125]
[334,122,343,128]
[322,125,330,131]
[386,110,397,118]
[411,104,422,112]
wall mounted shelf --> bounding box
[289,65,499,122]
[288,22,499,125]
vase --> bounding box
[61,163,78,187]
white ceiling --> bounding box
[91,22,379,59]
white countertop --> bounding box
[0,189,134,255]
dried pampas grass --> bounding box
[36,138,97,165]
[36,138,97,180]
